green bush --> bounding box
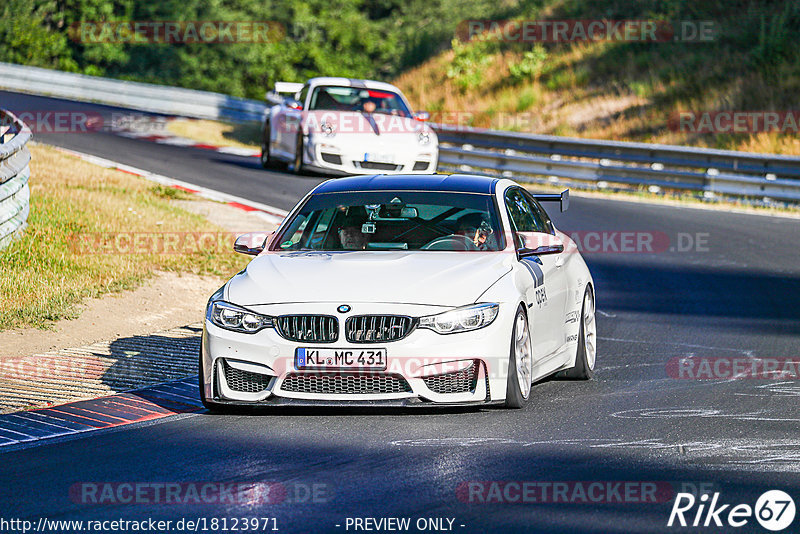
[508,46,546,84]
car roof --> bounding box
[312,174,500,195]
[306,77,402,93]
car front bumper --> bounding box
[201,302,514,406]
[303,135,438,175]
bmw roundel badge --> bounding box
[337,305,351,313]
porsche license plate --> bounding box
[296,347,387,370]
[364,152,394,164]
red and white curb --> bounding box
[117,130,260,158]
[48,144,286,224]
[0,378,203,450]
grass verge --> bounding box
[166,119,260,150]
[0,144,249,330]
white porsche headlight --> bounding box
[419,303,499,334]
[418,131,431,145]
[208,301,273,334]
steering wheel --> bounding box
[421,234,478,251]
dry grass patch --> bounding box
[166,119,260,149]
[0,144,249,330]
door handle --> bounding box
[555,256,564,268]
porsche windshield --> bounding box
[274,191,504,252]
[308,86,411,117]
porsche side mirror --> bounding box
[415,111,430,122]
[234,232,274,255]
[516,232,564,259]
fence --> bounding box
[0,109,31,250]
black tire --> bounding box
[505,305,532,409]
[260,141,272,169]
[557,286,596,380]
[293,133,305,175]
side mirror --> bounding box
[287,99,303,110]
[516,232,564,259]
[414,111,430,122]
[234,232,274,256]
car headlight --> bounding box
[320,121,336,137]
[418,131,431,145]
[418,303,499,334]
[207,301,273,334]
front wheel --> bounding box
[558,286,596,380]
[505,305,533,408]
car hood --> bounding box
[227,251,511,307]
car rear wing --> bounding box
[533,189,569,212]
[265,81,305,105]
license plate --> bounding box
[364,152,394,164]
[296,347,387,370]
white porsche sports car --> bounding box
[200,174,596,410]
[260,77,438,175]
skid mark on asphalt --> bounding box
[0,378,203,451]
[391,436,800,472]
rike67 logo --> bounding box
[668,490,796,531]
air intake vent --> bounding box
[280,373,412,395]
[222,361,273,393]
[355,161,401,171]
[345,315,415,343]
[275,315,338,343]
[422,361,479,394]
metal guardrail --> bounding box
[434,125,800,203]
[1,61,799,202]
[0,62,265,122]
[0,109,32,250]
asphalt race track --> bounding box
[2,90,800,533]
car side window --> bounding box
[521,190,555,234]
[504,188,547,234]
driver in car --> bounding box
[456,214,495,250]
[337,206,371,250]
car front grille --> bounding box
[344,315,415,343]
[280,373,412,395]
[355,161,401,171]
[275,315,338,343]
[422,361,479,394]
[222,360,273,393]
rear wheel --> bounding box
[558,286,596,380]
[505,305,533,408]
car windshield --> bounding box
[308,86,411,117]
[273,191,504,252]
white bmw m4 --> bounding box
[200,174,596,410]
